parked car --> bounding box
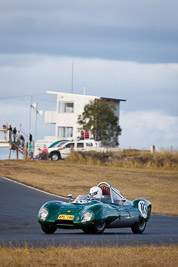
[48,139,69,148]
[48,140,106,161]
[33,139,70,158]
[37,182,151,234]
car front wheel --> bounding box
[51,152,61,161]
[82,221,106,234]
[41,224,57,234]
[131,219,146,234]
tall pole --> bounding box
[71,62,74,93]
[28,96,32,159]
[34,102,38,144]
[117,101,121,146]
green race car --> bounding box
[37,182,151,234]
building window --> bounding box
[58,102,74,113]
[58,127,73,138]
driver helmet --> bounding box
[89,186,102,199]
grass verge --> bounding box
[0,246,178,267]
[68,150,178,170]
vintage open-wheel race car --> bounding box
[37,182,151,234]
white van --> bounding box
[48,140,106,161]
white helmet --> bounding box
[89,186,102,199]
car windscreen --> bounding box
[112,188,126,204]
[73,194,91,203]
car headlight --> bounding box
[39,208,48,221]
[82,212,93,222]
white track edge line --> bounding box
[1,176,68,200]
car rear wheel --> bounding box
[51,152,60,161]
[82,221,106,234]
[41,224,57,234]
[131,219,146,234]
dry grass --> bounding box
[68,150,178,170]
[0,159,178,216]
[0,246,178,267]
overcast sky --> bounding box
[0,0,178,150]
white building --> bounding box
[45,91,126,141]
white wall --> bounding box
[45,91,121,140]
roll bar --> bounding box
[97,181,126,203]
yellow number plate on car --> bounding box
[58,214,74,220]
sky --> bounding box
[0,0,178,151]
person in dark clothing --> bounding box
[12,127,17,142]
[8,125,12,141]
[29,133,32,143]
[20,134,25,148]
[80,130,85,140]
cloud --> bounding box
[120,110,178,149]
[1,0,178,29]
[0,54,178,116]
[0,0,178,63]
[0,102,29,135]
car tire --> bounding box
[131,219,146,234]
[83,221,106,234]
[41,224,57,234]
[93,221,106,234]
[51,152,61,161]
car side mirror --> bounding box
[68,193,72,202]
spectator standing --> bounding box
[29,133,32,143]
[5,123,8,131]
[8,125,12,141]
[17,131,21,146]
[2,124,6,140]
[13,127,17,142]
[20,133,25,148]
[80,131,85,140]
[4,123,8,140]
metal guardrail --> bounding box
[0,129,26,155]
[0,129,27,143]
[0,128,35,160]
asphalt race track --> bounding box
[0,176,178,247]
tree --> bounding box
[78,99,122,147]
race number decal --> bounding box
[138,201,147,218]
